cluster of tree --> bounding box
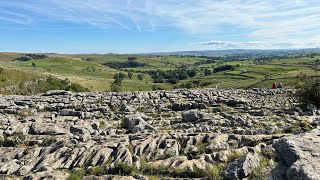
[297,59,320,65]
[203,68,212,76]
[114,73,127,80]
[110,73,126,92]
[110,72,145,92]
[308,53,318,58]
[213,65,236,73]
[295,77,320,108]
[194,59,216,66]
[252,54,312,64]
[127,57,137,61]
[255,56,272,61]
[14,76,88,95]
[196,56,224,60]
[167,55,223,59]
[15,56,32,61]
[104,61,145,69]
[137,73,144,80]
[82,58,93,61]
[38,77,88,92]
[147,68,197,84]
[25,54,48,60]
[127,71,133,79]
[82,66,97,72]
[252,54,295,64]
[126,70,145,80]
[104,57,145,69]
[14,54,48,61]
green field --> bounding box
[0,51,319,94]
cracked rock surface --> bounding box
[271,128,320,180]
[0,88,318,179]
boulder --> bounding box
[222,152,261,180]
[29,123,67,135]
[181,110,204,122]
[70,126,91,141]
[60,109,84,118]
[122,115,155,133]
[270,129,320,180]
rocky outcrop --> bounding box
[271,128,320,180]
[0,88,317,179]
[122,115,156,133]
[222,152,261,179]
[181,110,204,122]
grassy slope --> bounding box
[0,66,42,94]
[0,52,318,93]
[0,54,158,91]
[195,56,319,89]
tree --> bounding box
[178,72,189,80]
[111,75,124,92]
[114,78,123,85]
[214,65,235,73]
[128,57,137,62]
[111,73,127,92]
[83,58,93,61]
[111,83,122,92]
[32,62,37,67]
[167,78,178,84]
[114,73,127,80]
[137,74,144,81]
[184,82,194,89]
[25,54,48,60]
[16,56,31,61]
[187,69,197,77]
[204,68,212,76]
[295,77,320,108]
[128,71,133,79]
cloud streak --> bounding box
[198,41,271,49]
[1,0,320,49]
[0,10,32,24]
[195,40,320,49]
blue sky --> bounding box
[1,0,320,54]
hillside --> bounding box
[0,50,319,94]
[0,51,319,179]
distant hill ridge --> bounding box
[141,48,320,56]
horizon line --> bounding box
[1,47,320,55]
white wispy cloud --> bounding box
[1,0,320,49]
[194,40,271,49]
[194,40,319,49]
[0,10,32,24]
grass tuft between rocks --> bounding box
[65,162,227,179]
